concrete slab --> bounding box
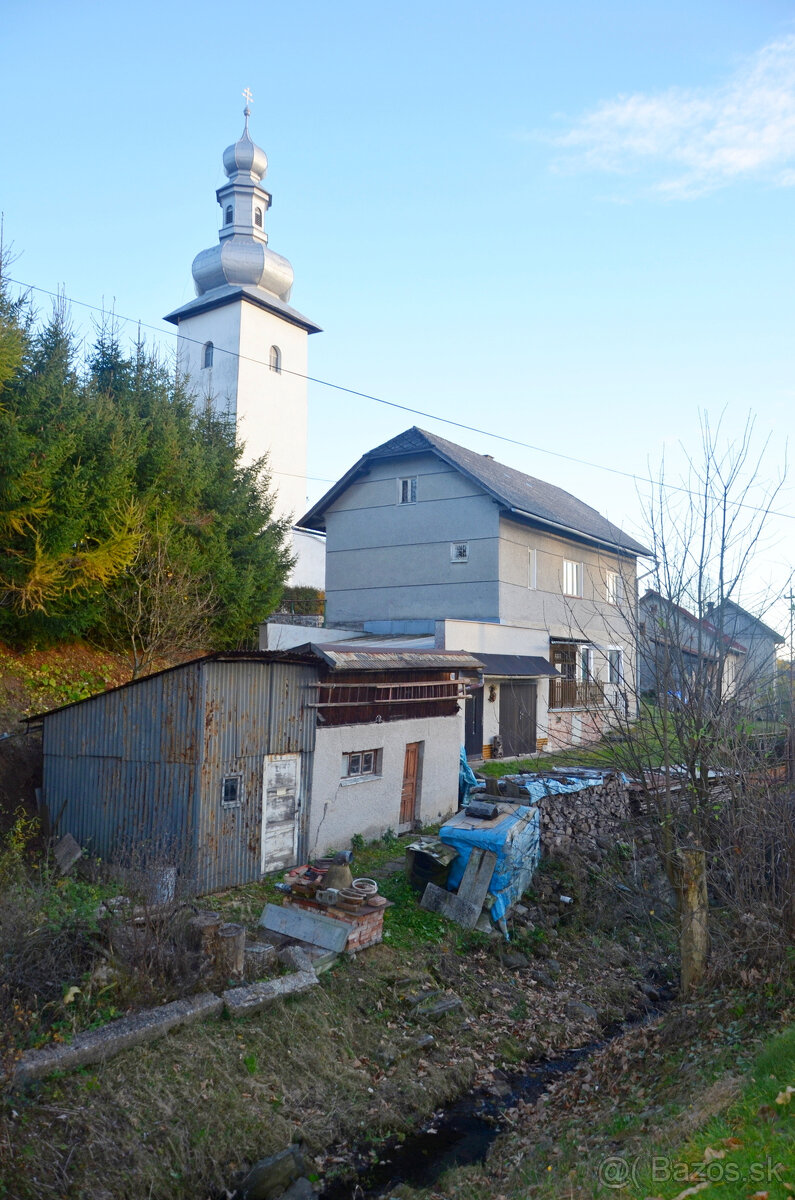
[260,902,350,952]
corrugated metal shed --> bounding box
[39,655,317,895]
[36,644,472,895]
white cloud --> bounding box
[552,36,795,198]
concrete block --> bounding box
[223,965,318,1017]
[12,992,224,1086]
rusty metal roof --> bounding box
[307,645,484,672]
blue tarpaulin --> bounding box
[459,745,479,804]
[440,804,541,926]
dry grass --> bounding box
[0,943,476,1200]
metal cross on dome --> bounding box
[242,87,254,106]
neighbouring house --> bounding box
[638,590,747,702]
[296,427,651,755]
[710,599,785,697]
[31,646,481,894]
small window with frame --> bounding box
[343,749,381,779]
[450,541,469,562]
[605,571,624,606]
[221,774,242,808]
[397,477,417,505]
[607,648,623,685]
[563,559,583,597]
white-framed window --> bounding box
[397,477,417,505]
[528,547,537,589]
[221,774,243,808]
[450,541,469,562]
[606,571,624,606]
[225,205,233,224]
[563,559,583,597]
[342,749,381,779]
[607,648,623,685]
[202,341,214,369]
[269,345,282,374]
[579,645,593,681]
[254,207,263,228]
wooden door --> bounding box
[499,682,537,757]
[464,686,484,758]
[399,742,422,831]
[262,754,300,874]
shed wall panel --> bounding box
[196,661,316,892]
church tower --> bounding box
[164,100,323,581]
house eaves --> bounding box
[299,426,651,558]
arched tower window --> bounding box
[203,341,214,369]
[225,205,233,225]
[269,345,281,374]
[254,207,263,228]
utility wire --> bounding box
[6,274,793,520]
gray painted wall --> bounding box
[323,452,637,657]
[324,453,502,625]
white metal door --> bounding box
[262,754,300,874]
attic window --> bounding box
[398,477,417,505]
[450,541,469,562]
[221,774,242,808]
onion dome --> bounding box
[222,107,268,181]
[192,240,294,302]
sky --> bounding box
[1,0,793,643]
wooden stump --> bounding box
[216,922,245,978]
[187,911,222,956]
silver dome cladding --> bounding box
[191,108,294,302]
[223,109,268,181]
[192,239,294,302]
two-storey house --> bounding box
[298,427,650,755]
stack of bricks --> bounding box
[285,894,385,952]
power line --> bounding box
[6,273,793,521]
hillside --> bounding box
[0,642,132,835]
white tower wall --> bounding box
[177,301,309,523]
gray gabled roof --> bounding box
[715,598,785,644]
[299,426,651,557]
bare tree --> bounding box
[102,525,218,679]
[576,417,788,992]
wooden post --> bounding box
[675,847,708,994]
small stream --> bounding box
[319,1006,666,1200]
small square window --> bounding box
[343,749,381,778]
[450,541,469,562]
[221,774,242,807]
[398,477,417,505]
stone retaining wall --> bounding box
[503,774,631,858]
